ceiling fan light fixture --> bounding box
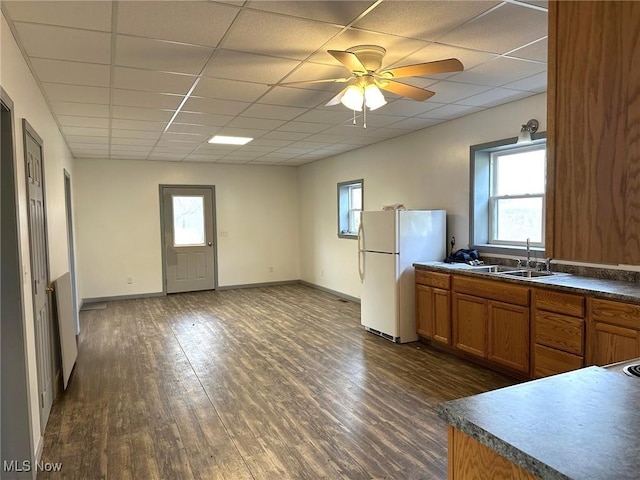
[517,119,539,144]
[364,83,386,111]
[208,135,253,145]
[340,85,364,111]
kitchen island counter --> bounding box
[437,366,640,479]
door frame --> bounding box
[1,87,37,471]
[159,184,218,294]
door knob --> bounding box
[208,242,212,246]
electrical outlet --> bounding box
[269,266,274,273]
[127,277,132,284]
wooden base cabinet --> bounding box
[452,276,530,375]
[588,298,640,365]
[416,271,451,345]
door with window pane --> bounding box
[162,186,215,293]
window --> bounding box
[172,195,205,246]
[470,136,546,251]
[338,179,363,238]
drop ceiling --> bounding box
[1,0,548,166]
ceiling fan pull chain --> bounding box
[352,109,357,125]
[363,105,367,129]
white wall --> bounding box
[73,159,300,299]
[298,93,547,299]
[1,11,76,460]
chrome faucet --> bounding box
[526,238,531,268]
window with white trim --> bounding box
[338,179,363,238]
[470,136,546,251]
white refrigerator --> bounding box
[358,209,446,343]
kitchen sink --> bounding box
[499,269,556,278]
[469,265,519,273]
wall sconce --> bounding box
[517,119,539,144]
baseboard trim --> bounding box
[82,291,164,304]
[299,280,360,304]
[217,280,299,290]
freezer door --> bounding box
[361,210,397,253]
[361,251,398,339]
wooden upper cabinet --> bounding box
[547,1,640,263]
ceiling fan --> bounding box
[270,45,464,112]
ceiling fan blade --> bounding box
[379,81,435,101]
[269,77,351,87]
[325,85,351,106]
[328,50,368,73]
[381,58,464,79]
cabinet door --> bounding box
[488,301,530,374]
[416,284,433,338]
[589,321,640,366]
[453,293,487,358]
[432,288,451,345]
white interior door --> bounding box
[361,251,398,339]
[24,121,53,430]
[162,186,216,294]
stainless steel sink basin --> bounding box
[499,269,556,278]
[469,265,519,273]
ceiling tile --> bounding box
[147,153,187,161]
[112,106,174,122]
[262,131,311,141]
[421,81,493,104]
[183,154,224,163]
[438,3,548,55]
[419,103,484,119]
[111,129,162,140]
[376,117,444,130]
[247,1,375,25]
[117,1,239,47]
[109,144,154,152]
[57,115,109,129]
[167,123,217,136]
[173,112,234,127]
[61,126,109,137]
[294,109,354,124]
[115,35,213,74]
[113,67,196,95]
[111,119,167,132]
[30,58,110,87]
[161,132,209,143]
[64,135,109,145]
[3,1,112,31]
[192,77,270,103]
[211,127,269,139]
[220,9,342,60]
[373,99,446,117]
[112,89,183,110]
[110,137,158,146]
[51,102,109,118]
[353,1,500,41]
[258,86,328,108]
[225,117,288,130]
[277,121,331,134]
[240,104,308,121]
[182,96,249,116]
[448,57,546,88]
[203,50,300,83]
[502,72,547,93]
[395,43,498,78]
[506,37,548,63]
[14,22,111,63]
[455,88,533,108]
[42,83,110,104]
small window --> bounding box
[470,136,546,251]
[338,179,363,238]
[172,195,205,246]
[489,144,546,245]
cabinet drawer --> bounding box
[415,270,450,289]
[452,276,529,306]
[533,344,583,378]
[589,298,640,330]
[533,289,584,317]
[534,310,584,355]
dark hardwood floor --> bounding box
[39,284,515,479]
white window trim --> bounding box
[338,179,363,239]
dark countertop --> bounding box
[414,261,640,305]
[437,367,640,480]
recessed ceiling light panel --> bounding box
[208,135,253,145]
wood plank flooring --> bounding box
[39,284,515,479]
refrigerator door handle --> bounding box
[357,222,365,282]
